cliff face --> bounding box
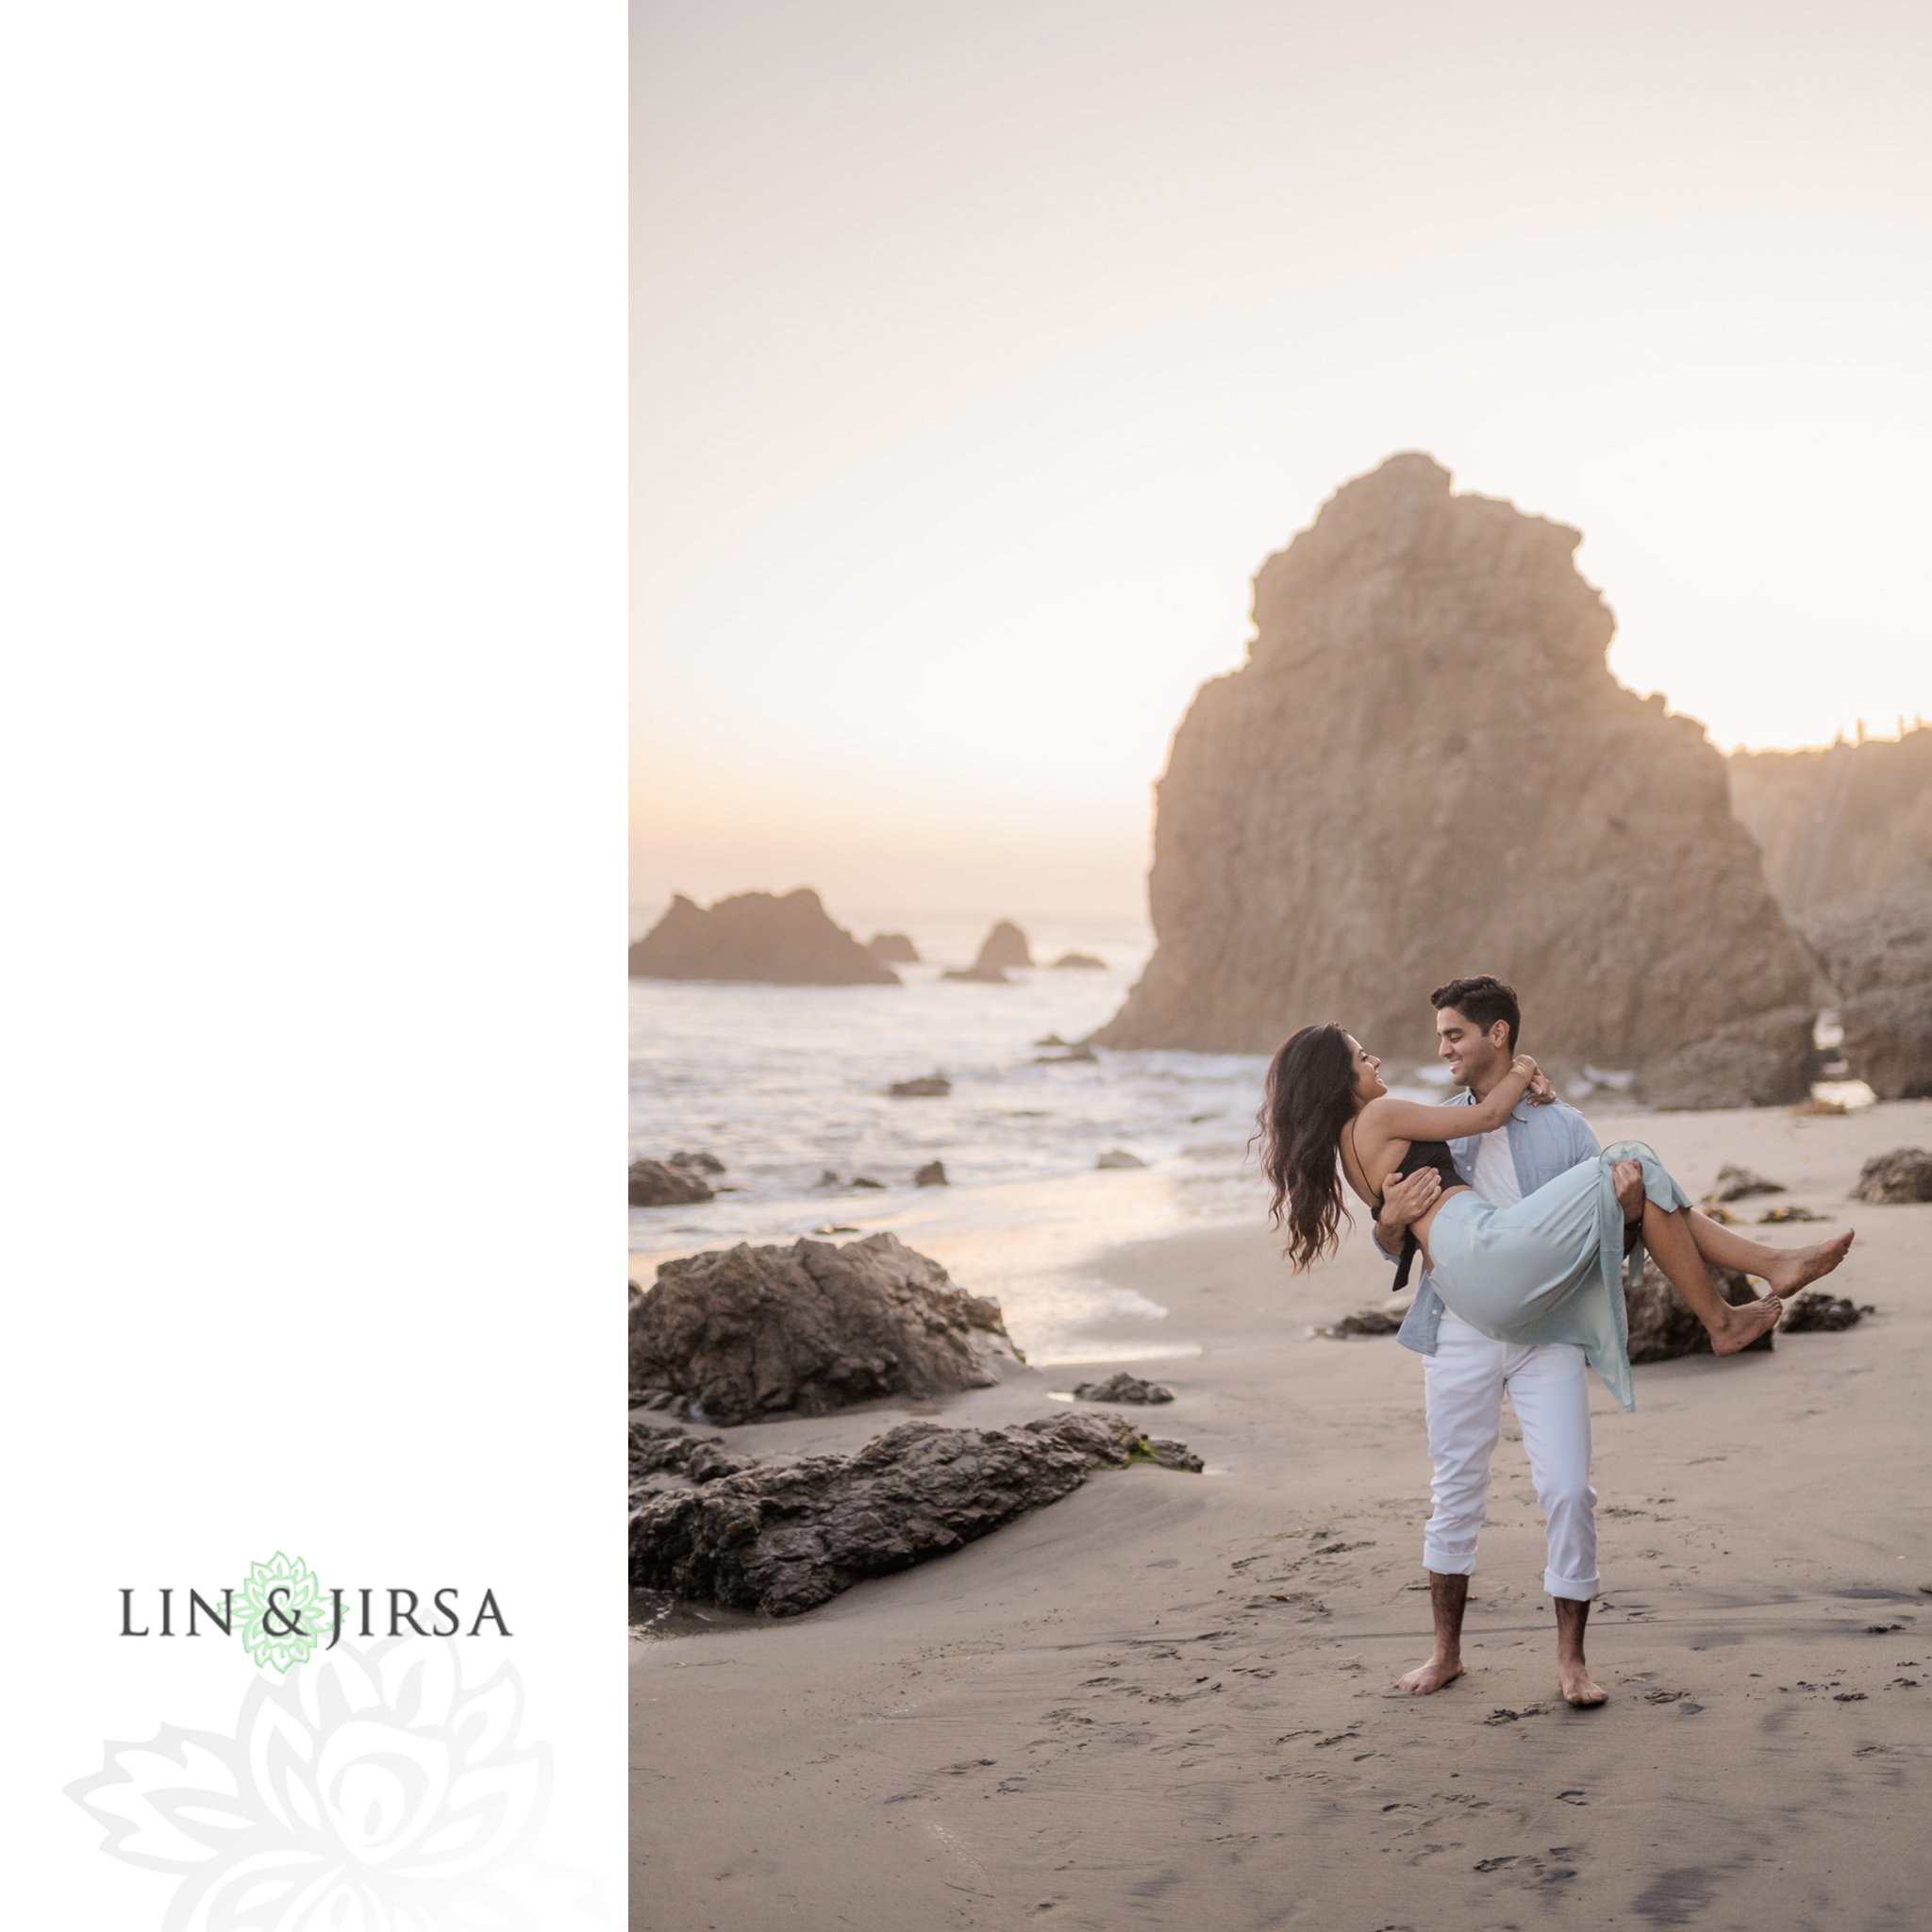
[1727,727,1932,917]
[1796,864,1932,1100]
[1093,454,1816,1107]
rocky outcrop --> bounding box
[1092,455,1815,1108]
[1625,1260,1772,1363]
[1050,951,1107,970]
[1852,1149,1932,1204]
[630,1158,715,1208]
[1799,865,1932,1099]
[866,932,921,964]
[1782,1291,1870,1333]
[629,1233,1024,1425]
[629,1413,1200,1617]
[1096,1148,1146,1169]
[913,1160,949,1187]
[1071,1372,1174,1403]
[1706,1165,1785,1203]
[1314,1307,1409,1339]
[942,921,1034,983]
[977,921,1033,970]
[1728,725,1932,917]
[629,890,899,986]
[888,1074,951,1097]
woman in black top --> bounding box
[1256,1024,1855,1407]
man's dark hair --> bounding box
[1430,974,1521,1053]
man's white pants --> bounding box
[1423,1314,1599,1601]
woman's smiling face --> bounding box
[1346,1033,1387,1105]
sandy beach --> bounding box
[631,1097,1931,1929]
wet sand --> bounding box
[631,1099,1932,1928]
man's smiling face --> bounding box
[1436,1004,1510,1091]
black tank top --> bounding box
[1374,1140,1467,1293]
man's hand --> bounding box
[1374,1165,1441,1257]
[1612,1158,1644,1224]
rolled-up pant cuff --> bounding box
[1544,1569,1600,1602]
[1423,1546,1476,1576]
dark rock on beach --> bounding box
[1096,1148,1146,1169]
[629,1158,716,1208]
[629,888,899,986]
[1707,1164,1787,1203]
[1035,1044,1098,1063]
[629,1232,1025,1425]
[1314,1307,1409,1339]
[913,1160,949,1187]
[889,1074,951,1097]
[1782,1291,1872,1333]
[629,1412,1199,1617]
[1852,1148,1932,1204]
[670,1149,724,1174]
[866,932,921,964]
[1624,1259,1773,1363]
[1071,1372,1174,1404]
[1050,951,1107,970]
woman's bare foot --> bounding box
[1557,1658,1607,1707]
[1397,1653,1463,1695]
[1759,1229,1856,1299]
[1709,1295,1784,1355]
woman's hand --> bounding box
[1510,1054,1541,1082]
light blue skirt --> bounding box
[1424,1140,1691,1412]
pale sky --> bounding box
[633,0,1932,920]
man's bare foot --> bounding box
[1557,1658,1607,1707]
[1759,1229,1856,1299]
[1398,1654,1463,1695]
[1709,1295,1784,1354]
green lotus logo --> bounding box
[234,1552,325,1673]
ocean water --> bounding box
[628,909,1299,1361]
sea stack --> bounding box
[942,920,1034,983]
[1093,454,1815,1108]
[628,889,898,986]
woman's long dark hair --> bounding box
[1257,1023,1358,1272]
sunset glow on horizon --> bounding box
[634,0,1932,919]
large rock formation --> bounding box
[630,1413,1200,1617]
[1799,865,1932,1098]
[1094,455,1816,1107]
[1727,725,1932,917]
[629,1232,1024,1425]
[1624,1260,1772,1362]
[628,889,898,986]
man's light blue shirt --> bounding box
[1390,1091,1603,1355]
